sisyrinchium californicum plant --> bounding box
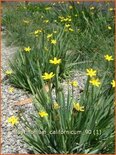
[8,55,115,154]
[3,1,115,154]
[3,1,114,93]
[7,27,87,92]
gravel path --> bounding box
[1,33,87,154]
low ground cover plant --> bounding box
[3,1,115,154]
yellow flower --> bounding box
[47,34,53,39]
[34,29,42,35]
[74,103,84,112]
[107,26,112,30]
[86,68,96,77]
[34,29,42,37]
[69,6,73,9]
[77,2,80,4]
[45,7,52,10]
[49,57,61,65]
[51,39,57,45]
[53,31,57,34]
[65,24,71,28]
[75,14,78,17]
[43,20,49,23]
[38,111,48,117]
[89,78,101,87]
[104,54,113,61]
[90,6,95,10]
[23,20,29,24]
[58,16,64,20]
[42,72,55,80]
[53,102,60,109]
[8,87,14,93]
[109,8,113,11]
[69,28,74,32]
[61,17,72,22]
[111,80,115,88]
[6,70,12,75]
[70,81,78,87]
[8,116,19,126]
[34,30,39,35]
[68,18,72,22]
[62,18,68,22]
[24,46,31,52]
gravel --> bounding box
[1,33,87,154]
[1,35,34,153]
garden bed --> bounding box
[2,1,115,154]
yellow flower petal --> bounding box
[53,102,60,109]
[8,87,14,93]
[8,116,19,126]
[89,78,101,87]
[86,68,96,77]
[42,72,55,80]
[104,54,113,61]
[24,46,31,52]
[111,80,115,88]
[6,70,12,75]
[38,111,48,117]
[74,103,84,112]
[49,57,61,65]
[70,81,78,87]
[107,26,112,30]
[51,39,57,45]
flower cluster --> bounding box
[34,29,42,37]
[86,68,101,87]
[59,15,72,22]
[46,33,57,45]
